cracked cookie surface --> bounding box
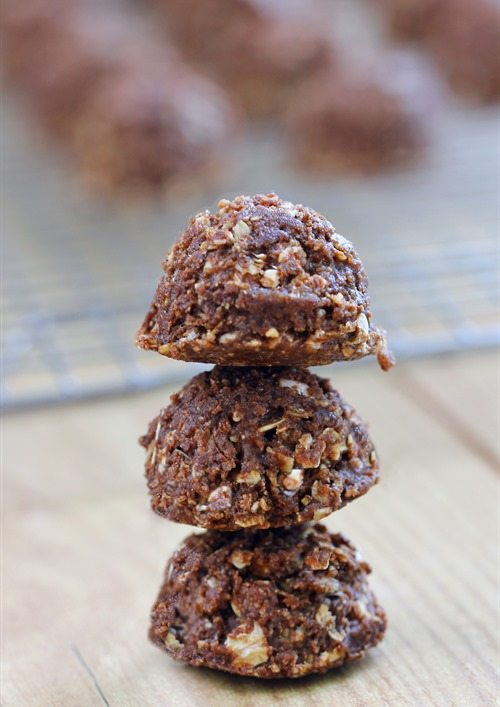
[150,523,386,678]
[136,193,393,369]
[140,366,379,530]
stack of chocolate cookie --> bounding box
[136,193,393,678]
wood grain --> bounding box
[2,351,498,706]
[397,351,499,465]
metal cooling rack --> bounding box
[1,98,499,411]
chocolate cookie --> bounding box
[136,193,393,368]
[155,0,334,117]
[73,64,236,196]
[140,367,378,530]
[1,0,78,83]
[25,10,171,137]
[150,524,386,678]
[423,0,500,104]
[286,68,427,174]
[377,0,442,41]
[2,0,237,195]
[379,0,500,104]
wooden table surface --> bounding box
[2,350,499,706]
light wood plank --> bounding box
[395,350,499,465]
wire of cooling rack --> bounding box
[1,100,499,411]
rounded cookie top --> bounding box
[140,366,379,530]
[150,523,387,678]
[136,193,393,369]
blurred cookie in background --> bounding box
[1,0,239,198]
[152,0,336,117]
[17,8,179,138]
[375,0,443,41]
[285,58,431,175]
[423,0,500,104]
[377,0,500,104]
[1,0,80,83]
[72,64,238,198]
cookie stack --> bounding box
[136,193,393,678]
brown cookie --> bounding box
[379,0,500,104]
[73,64,237,196]
[150,523,386,678]
[377,0,442,41]
[423,0,500,104]
[155,0,334,117]
[136,193,393,369]
[286,67,427,174]
[1,0,71,81]
[1,0,237,195]
[25,10,169,137]
[140,367,378,530]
